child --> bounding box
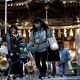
[0,40,9,76]
[0,41,8,56]
[20,42,33,75]
[20,42,33,63]
[59,42,71,77]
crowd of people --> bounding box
[0,17,71,79]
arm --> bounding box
[17,35,23,47]
[27,31,34,49]
[47,28,53,38]
[66,49,71,62]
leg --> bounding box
[41,51,47,77]
[52,62,56,76]
[35,52,42,73]
[35,52,43,79]
[19,59,23,78]
[59,63,65,77]
[6,54,12,75]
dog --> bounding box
[24,60,39,79]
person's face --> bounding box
[34,22,41,28]
[10,27,16,34]
[3,42,7,46]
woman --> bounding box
[4,24,23,79]
[26,17,53,79]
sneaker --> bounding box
[60,74,63,77]
[38,74,42,79]
[52,73,55,78]
[42,73,46,77]
[7,77,10,80]
[20,75,23,79]
[48,74,51,78]
[38,73,46,79]
[13,75,16,79]
[42,76,45,79]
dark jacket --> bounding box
[5,33,23,54]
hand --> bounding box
[20,47,23,51]
[16,53,19,55]
[10,53,13,56]
[28,53,33,61]
[26,48,28,51]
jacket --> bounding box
[60,48,71,63]
[27,28,53,52]
[5,33,23,53]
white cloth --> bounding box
[68,61,73,69]
[0,45,8,55]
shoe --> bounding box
[7,77,10,80]
[38,74,42,79]
[38,72,46,79]
[13,76,16,79]
[52,73,55,78]
[60,74,63,77]
[42,73,46,77]
[20,75,23,78]
[38,73,44,79]
[48,75,51,78]
[41,73,46,79]
[42,76,45,79]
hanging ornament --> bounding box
[69,29,73,36]
[76,29,80,35]
[18,30,22,36]
[23,30,26,37]
[52,29,55,37]
[64,29,67,37]
[58,29,61,37]
[28,29,31,37]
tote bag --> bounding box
[47,37,59,50]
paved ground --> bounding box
[1,75,80,80]
[13,76,80,80]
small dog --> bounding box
[24,61,39,79]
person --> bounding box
[59,42,71,77]
[0,40,9,76]
[26,17,55,79]
[4,24,23,79]
[20,41,33,75]
[0,40,8,56]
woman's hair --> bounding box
[31,17,48,32]
[9,24,18,34]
